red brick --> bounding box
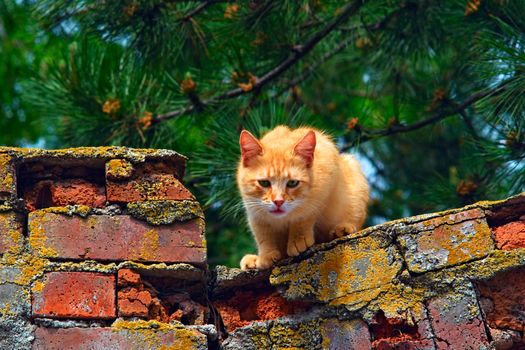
[28,212,206,264]
[117,268,141,287]
[0,212,23,254]
[118,287,152,318]
[477,267,525,331]
[107,174,194,202]
[215,290,306,332]
[117,287,170,322]
[0,153,16,199]
[32,326,207,350]
[370,310,434,350]
[32,272,116,319]
[493,220,525,250]
[105,160,193,202]
[24,179,106,211]
[427,292,489,349]
[373,339,433,350]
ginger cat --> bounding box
[237,125,369,270]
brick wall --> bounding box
[0,146,524,350]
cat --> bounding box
[237,125,369,270]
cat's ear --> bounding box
[240,130,263,166]
[293,130,316,167]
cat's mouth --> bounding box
[270,208,286,215]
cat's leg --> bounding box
[287,219,315,257]
[240,222,283,270]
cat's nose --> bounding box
[273,199,284,207]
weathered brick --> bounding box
[117,268,141,287]
[23,179,106,211]
[427,291,490,349]
[0,266,30,316]
[399,209,494,273]
[488,327,521,349]
[106,160,194,202]
[116,269,170,321]
[0,153,16,199]
[32,323,207,350]
[118,287,154,318]
[477,267,525,331]
[370,309,435,350]
[215,289,305,332]
[28,211,206,264]
[493,220,525,250]
[270,232,403,305]
[320,319,372,349]
[0,283,28,316]
[223,318,368,350]
[0,212,23,255]
[413,208,484,230]
[31,272,116,319]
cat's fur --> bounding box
[237,125,369,270]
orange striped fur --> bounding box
[237,126,369,270]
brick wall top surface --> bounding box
[0,145,524,349]
[0,146,187,162]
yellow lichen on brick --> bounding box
[402,216,494,273]
[0,204,12,212]
[31,280,45,293]
[14,254,48,286]
[38,205,91,217]
[434,248,525,283]
[374,282,427,321]
[132,180,167,200]
[128,228,160,261]
[0,212,23,256]
[0,146,186,163]
[127,201,204,226]
[328,284,387,309]
[111,319,205,350]
[106,159,134,180]
[271,234,403,304]
[443,220,493,265]
[269,319,320,349]
[0,303,14,316]
[28,210,58,258]
[0,153,15,192]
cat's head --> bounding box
[237,129,316,218]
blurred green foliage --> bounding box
[0,0,65,145]
[2,0,524,266]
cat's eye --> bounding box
[258,180,271,188]
[287,180,299,188]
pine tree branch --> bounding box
[153,0,365,125]
[341,82,511,151]
[180,1,215,21]
[278,34,355,95]
[272,7,404,101]
[179,0,234,21]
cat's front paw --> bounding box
[240,251,281,270]
[287,233,315,257]
[329,223,357,239]
[240,254,258,270]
